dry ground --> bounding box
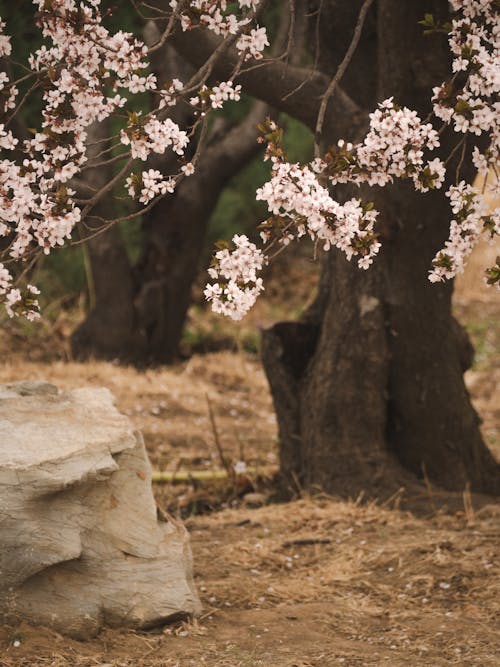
[0,241,499,666]
[1,499,499,666]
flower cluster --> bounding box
[126,170,175,205]
[432,1,499,173]
[0,0,157,317]
[321,99,445,193]
[0,22,17,116]
[159,78,185,109]
[428,1,499,285]
[256,159,381,269]
[120,115,189,161]
[0,0,498,321]
[0,265,40,320]
[204,235,265,320]
[172,0,268,60]
[0,19,10,57]
[189,81,242,111]
[209,81,242,109]
[30,0,154,145]
[236,27,269,61]
[430,182,500,284]
[0,0,151,317]
[0,0,271,318]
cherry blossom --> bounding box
[432,0,499,172]
[159,79,185,109]
[126,170,175,205]
[205,0,499,320]
[209,81,242,109]
[172,0,268,60]
[0,18,11,57]
[204,235,265,320]
[430,182,500,283]
[120,116,189,161]
[0,0,498,321]
[0,265,40,320]
[0,0,271,320]
[322,99,445,193]
[255,158,381,268]
[236,27,269,61]
[190,81,242,111]
[181,163,195,176]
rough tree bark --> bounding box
[71,224,145,361]
[173,0,500,494]
[261,0,500,495]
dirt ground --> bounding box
[0,242,499,666]
[1,498,499,666]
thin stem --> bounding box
[314,0,374,157]
[80,157,134,220]
[5,80,41,128]
[455,136,467,183]
[80,151,130,173]
[444,135,466,166]
[147,0,185,54]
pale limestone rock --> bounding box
[0,381,201,638]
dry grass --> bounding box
[0,354,275,470]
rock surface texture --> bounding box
[0,381,200,638]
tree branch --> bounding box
[202,99,269,173]
[169,26,365,141]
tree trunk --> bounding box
[132,184,211,364]
[261,0,500,495]
[72,100,268,365]
[70,120,146,362]
[133,103,268,363]
[71,224,146,362]
[263,185,500,495]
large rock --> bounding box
[0,381,201,638]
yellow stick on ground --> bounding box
[151,467,276,483]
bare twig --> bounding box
[421,462,437,515]
[282,538,332,547]
[81,243,96,310]
[314,0,374,156]
[147,0,185,54]
[456,136,467,183]
[463,481,475,526]
[205,393,231,475]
